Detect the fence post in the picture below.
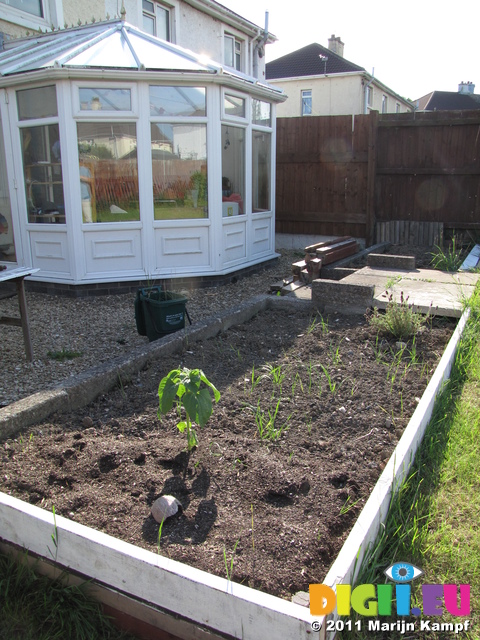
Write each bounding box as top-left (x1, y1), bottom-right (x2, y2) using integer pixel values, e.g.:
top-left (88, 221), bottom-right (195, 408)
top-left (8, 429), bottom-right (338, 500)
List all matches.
top-left (365, 110), bottom-right (378, 247)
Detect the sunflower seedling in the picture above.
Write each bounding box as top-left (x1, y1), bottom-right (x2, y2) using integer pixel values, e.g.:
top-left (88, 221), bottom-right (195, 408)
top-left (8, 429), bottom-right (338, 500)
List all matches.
top-left (158, 367), bottom-right (220, 451)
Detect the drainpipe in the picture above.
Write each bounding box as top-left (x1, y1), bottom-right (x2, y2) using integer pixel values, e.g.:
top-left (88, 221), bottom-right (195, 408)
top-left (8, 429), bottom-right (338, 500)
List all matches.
top-left (253, 11), bottom-right (269, 79)
top-left (363, 69), bottom-right (374, 114)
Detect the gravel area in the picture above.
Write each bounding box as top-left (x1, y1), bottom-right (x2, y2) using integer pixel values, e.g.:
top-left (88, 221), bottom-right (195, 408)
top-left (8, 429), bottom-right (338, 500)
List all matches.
top-left (0, 250), bottom-right (298, 408)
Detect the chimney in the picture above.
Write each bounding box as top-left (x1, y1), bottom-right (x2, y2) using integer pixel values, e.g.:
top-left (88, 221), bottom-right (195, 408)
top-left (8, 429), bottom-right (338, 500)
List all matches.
top-left (458, 81), bottom-right (475, 94)
top-left (328, 34), bottom-right (344, 57)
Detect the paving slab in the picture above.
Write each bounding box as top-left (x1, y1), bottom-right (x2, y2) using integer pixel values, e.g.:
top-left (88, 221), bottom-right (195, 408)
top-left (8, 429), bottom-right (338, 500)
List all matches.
top-left (341, 267), bottom-right (480, 317)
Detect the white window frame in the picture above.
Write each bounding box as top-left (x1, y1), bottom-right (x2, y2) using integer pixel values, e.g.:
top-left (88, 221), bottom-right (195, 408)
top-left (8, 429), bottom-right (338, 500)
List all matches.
top-left (72, 82), bottom-right (138, 119)
top-left (395, 102), bottom-right (401, 113)
top-left (224, 33), bottom-right (243, 72)
top-left (301, 89), bottom-right (312, 116)
top-left (142, 0), bottom-right (174, 42)
top-left (222, 88), bottom-right (248, 123)
top-left (0, 0), bottom-right (59, 30)
top-left (382, 94), bottom-right (388, 113)
top-left (366, 85), bottom-right (373, 108)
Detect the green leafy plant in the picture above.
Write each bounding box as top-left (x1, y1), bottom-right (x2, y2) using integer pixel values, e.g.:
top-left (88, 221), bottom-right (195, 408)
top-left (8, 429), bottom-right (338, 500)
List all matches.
top-left (368, 291), bottom-right (428, 340)
top-left (157, 367), bottom-right (220, 450)
top-left (253, 399), bottom-right (290, 441)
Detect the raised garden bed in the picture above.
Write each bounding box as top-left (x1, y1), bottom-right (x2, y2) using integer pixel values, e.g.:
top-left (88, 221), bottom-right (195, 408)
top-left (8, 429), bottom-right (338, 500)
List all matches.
top-left (0, 306), bottom-right (456, 607)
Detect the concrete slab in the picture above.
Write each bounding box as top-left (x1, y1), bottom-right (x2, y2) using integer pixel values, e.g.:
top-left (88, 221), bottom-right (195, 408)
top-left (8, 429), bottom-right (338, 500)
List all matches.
top-left (342, 267), bottom-right (480, 317)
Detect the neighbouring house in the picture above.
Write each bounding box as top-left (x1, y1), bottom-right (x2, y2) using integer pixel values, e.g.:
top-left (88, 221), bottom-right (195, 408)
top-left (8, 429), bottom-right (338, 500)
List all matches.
top-left (416, 81), bottom-right (480, 111)
top-left (265, 35), bottom-right (413, 118)
top-left (0, 1), bottom-right (285, 289)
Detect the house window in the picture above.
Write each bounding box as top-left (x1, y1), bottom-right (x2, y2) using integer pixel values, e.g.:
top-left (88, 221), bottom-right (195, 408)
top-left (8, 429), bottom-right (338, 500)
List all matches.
top-left (143, 0), bottom-right (170, 41)
top-left (151, 123), bottom-right (208, 220)
top-left (396, 102), bottom-right (401, 113)
top-left (366, 86), bottom-right (372, 107)
top-left (252, 131), bottom-right (271, 213)
top-left (0, 0), bottom-right (43, 17)
top-left (252, 99), bottom-right (271, 127)
top-left (224, 34), bottom-right (241, 71)
top-left (76, 123), bottom-right (139, 223)
top-left (301, 90), bottom-right (312, 116)
top-left (149, 86), bottom-right (206, 117)
top-left (382, 95), bottom-right (388, 113)
top-left (224, 93), bottom-right (245, 119)
top-left (149, 85), bottom-right (208, 220)
top-left (79, 88), bottom-right (132, 112)
top-left (222, 125), bottom-right (245, 217)
top-left (18, 86), bottom-right (65, 225)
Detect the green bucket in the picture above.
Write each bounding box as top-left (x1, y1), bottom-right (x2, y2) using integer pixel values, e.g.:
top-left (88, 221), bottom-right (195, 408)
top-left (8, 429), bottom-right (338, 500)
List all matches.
top-left (135, 287), bottom-right (188, 342)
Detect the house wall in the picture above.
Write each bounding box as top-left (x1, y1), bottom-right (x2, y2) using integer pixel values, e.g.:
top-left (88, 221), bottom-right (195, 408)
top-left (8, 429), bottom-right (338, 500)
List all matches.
top-left (0, 1), bottom-right (267, 79)
top-left (271, 74), bottom-right (412, 117)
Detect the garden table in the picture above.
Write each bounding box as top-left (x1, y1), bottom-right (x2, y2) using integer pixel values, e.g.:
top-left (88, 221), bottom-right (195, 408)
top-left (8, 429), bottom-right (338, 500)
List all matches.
top-left (0, 266), bottom-right (39, 362)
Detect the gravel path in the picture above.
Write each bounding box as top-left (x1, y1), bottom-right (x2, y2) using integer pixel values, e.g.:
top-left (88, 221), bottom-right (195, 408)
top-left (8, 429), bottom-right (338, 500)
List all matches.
top-left (0, 251), bottom-right (297, 407)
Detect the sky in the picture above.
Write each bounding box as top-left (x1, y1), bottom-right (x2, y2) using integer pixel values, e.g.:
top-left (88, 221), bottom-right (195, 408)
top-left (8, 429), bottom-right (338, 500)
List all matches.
top-left (220, 0), bottom-right (479, 101)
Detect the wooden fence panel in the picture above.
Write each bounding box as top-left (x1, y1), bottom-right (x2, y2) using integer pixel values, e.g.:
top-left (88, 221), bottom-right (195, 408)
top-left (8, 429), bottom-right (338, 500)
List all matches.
top-left (275, 110), bottom-right (480, 244)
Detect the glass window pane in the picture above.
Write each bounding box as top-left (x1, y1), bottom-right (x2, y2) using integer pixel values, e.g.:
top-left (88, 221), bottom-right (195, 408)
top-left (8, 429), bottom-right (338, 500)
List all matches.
top-left (224, 94), bottom-right (245, 118)
top-left (252, 131), bottom-right (271, 213)
top-left (222, 125), bottom-right (245, 216)
top-left (77, 123), bottom-right (139, 223)
top-left (0, 112), bottom-right (16, 259)
top-left (149, 86), bottom-right (206, 117)
top-left (151, 123), bottom-right (208, 220)
top-left (79, 88), bottom-right (132, 112)
top-left (156, 5), bottom-right (169, 41)
top-left (17, 86), bottom-right (57, 120)
top-left (21, 124), bottom-right (65, 224)
top-left (0, 0), bottom-right (43, 17)
top-left (252, 100), bottom-right (271, 126)
top-left (143, 0), bottom-right (154, 11)
top-left (224, 35), bottom-right (234, 68)
top-left (143, 14), bottom-right (155, 34)
top-left (302, 90), bottom-right (312, 116)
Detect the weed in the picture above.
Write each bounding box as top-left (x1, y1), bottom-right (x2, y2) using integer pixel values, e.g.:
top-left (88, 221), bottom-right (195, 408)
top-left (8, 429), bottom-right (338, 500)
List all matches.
top-left (339, 495), bottom-right (361, 515)
top-left (254, 399), bottom-right (290, 441)
top-left (47, 505), bottom-right (59, 562)
top-left (0, 551), bottom-right (129, 640)
top-left (223, 540), bottom-right (240, 581)
top-left (319, 364), bottom-right (338, 395)
top-left (157, 367), bottom-right (220, 450)
top-left (157, 517), bottom-right (165, 553)
top-left (368, 291), bottom-right (428, 340)
top-left (47, 348), bottom-right (82, 361)
top-left (429, 236), bottom-right (464, 272)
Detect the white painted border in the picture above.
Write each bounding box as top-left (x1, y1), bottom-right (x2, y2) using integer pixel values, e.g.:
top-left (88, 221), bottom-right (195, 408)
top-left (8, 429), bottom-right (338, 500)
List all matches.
top-left (0, 308), bottom-right (469, 640)
top-left (320, 307), bottom-right (470, 638)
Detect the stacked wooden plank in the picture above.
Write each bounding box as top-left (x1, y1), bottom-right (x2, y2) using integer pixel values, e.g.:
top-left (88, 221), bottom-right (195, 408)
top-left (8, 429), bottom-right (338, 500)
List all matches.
top-left (271, 237), bottom-right (359, 295)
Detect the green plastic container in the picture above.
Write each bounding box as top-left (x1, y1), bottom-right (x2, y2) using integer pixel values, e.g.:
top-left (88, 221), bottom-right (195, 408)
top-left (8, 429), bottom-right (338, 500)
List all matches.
top-left (135, 287), bottom-right (188, 342)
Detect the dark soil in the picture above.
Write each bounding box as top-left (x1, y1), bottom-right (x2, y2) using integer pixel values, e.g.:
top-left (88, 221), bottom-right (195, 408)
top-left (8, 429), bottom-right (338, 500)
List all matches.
top-left (0, 305), bottom-right (455, 602)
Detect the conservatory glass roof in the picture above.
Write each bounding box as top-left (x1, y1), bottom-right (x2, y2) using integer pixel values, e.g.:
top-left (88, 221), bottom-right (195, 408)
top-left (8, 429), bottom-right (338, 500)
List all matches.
top-left (0, 20), bottom-right (218, 76)
top-left (0, 17), bottom-right (280, 94)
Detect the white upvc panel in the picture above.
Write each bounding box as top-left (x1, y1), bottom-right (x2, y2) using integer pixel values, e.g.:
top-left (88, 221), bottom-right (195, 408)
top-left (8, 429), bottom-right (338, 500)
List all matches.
top-left (221, 218), bottom-right (246, 267)
top-left (28, 229), bottom-right (72, 277)
top-left (250, 214), bottom-right (273, 257)
top-left (153, 226), bottom-right (211, 273)
top-left (84, 229), bottom-right (143, 275)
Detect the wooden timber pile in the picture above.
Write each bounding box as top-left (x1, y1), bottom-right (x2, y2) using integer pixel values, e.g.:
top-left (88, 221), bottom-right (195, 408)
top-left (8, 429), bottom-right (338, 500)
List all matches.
top-left (272, 237), bottom-right (359, 295)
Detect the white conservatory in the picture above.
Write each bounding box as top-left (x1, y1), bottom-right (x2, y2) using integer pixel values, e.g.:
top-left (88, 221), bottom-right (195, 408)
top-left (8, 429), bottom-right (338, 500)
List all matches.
top-left (0, 18), bottom-right (284, 287)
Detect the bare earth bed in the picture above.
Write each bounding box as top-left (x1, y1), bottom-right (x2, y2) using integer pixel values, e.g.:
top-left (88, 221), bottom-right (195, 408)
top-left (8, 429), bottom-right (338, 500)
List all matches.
top-left (0, 306), bottom-right (455, 601)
